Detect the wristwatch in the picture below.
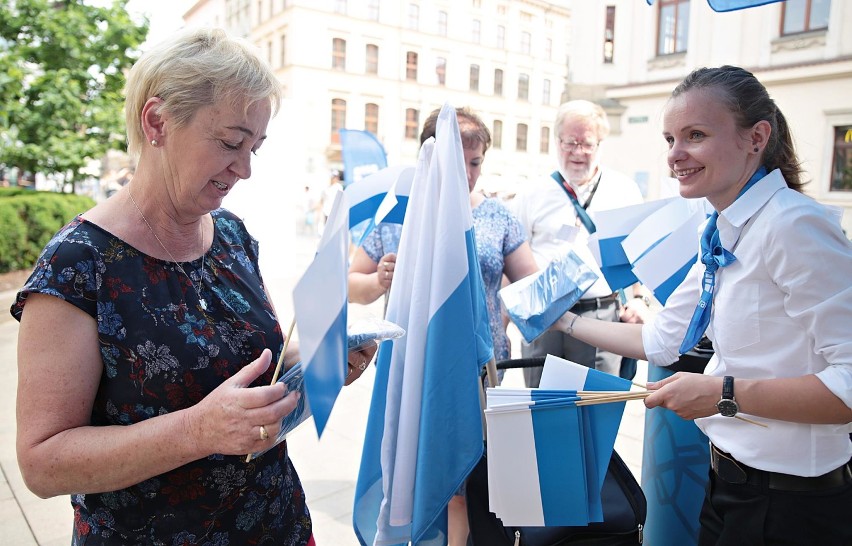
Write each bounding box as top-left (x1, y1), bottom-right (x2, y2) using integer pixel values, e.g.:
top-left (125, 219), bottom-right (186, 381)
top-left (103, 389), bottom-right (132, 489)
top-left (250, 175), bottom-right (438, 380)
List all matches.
top-left (716, 376), bottom-right (739, 417)
top-left (634, 294), bottom-right (651, 307)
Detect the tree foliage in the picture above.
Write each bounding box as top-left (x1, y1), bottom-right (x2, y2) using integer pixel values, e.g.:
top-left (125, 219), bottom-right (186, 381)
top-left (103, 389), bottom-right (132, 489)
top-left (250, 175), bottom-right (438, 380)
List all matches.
top-left (0, 0), bottom-right (148, 190)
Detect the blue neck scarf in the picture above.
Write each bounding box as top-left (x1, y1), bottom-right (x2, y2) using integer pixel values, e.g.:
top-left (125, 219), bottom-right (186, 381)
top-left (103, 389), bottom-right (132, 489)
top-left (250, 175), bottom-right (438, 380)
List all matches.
top-left (679, 166), bottom-right (767, 354)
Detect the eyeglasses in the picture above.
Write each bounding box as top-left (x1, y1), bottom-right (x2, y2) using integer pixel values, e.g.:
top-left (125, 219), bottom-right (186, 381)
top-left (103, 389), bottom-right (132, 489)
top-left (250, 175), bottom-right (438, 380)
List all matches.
top-left (558, 138), bottom-right (599, 154)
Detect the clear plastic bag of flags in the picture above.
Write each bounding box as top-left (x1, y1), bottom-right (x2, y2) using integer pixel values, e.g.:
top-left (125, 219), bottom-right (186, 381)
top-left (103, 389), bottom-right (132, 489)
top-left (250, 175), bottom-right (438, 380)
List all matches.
top-left (499, 250), bottom-right (598, 344)
top-left (248, 317), bottom-right (404, 459)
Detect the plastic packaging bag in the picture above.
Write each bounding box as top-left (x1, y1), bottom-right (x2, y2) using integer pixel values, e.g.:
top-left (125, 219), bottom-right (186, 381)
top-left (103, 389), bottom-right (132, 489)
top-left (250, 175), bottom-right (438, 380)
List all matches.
top-left (347, 316), bottom-right (405, 352)
top-left (499, 250), bottom-right (598, 343)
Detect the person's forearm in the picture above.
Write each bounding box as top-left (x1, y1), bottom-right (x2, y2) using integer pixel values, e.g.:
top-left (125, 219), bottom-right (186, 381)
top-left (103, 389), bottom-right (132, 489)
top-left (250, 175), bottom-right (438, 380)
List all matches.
top-left (556, 312), bottom-right (647, 360)
top-left (348, 272), bottom-right (386, 304)
top-left (18, 409), bottom-right (206, 498)
top-left (737, 375), bottom-right (852, 424)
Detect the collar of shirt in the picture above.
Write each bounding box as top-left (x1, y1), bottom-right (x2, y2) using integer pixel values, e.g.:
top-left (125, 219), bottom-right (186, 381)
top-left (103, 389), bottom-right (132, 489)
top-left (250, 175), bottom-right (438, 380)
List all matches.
top-left (717, 168), bottom-right (786, 250)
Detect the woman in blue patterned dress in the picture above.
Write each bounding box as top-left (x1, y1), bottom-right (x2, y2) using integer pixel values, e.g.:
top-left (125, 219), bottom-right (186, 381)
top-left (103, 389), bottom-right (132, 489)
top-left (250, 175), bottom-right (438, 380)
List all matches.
top-left (348, 107), bottom-right (539, 546)
top-left (11, 28), bottom-right (375, 546)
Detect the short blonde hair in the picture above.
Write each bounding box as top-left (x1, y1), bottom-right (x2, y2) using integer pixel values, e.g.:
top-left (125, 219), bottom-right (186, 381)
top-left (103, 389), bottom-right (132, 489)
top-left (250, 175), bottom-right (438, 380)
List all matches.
top-left (554, 100), bottom-right (610, 142)
top-left (124, 27), bottom-right (282, 158)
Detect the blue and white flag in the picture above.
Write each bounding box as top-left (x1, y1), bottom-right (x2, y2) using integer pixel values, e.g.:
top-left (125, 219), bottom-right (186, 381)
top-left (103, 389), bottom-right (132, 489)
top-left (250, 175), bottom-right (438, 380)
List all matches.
top-left (484, 393), bottom-right (590, 526)
top-left (344, 164), bottom-right (415, 245)
top-left (292, 190), bottom-right (349, 437)
top-left (646, 0), bottom-right (784, 12)
top-left (539, 355), bottom-right (631, 518)
top-left (353, 104), bottom-right (493, 546)
top-left (340, 128), bottom-right (388, 187)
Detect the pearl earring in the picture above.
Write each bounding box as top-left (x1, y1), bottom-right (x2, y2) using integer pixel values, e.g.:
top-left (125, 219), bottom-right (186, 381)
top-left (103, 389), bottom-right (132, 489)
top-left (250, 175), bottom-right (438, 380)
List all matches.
top-left (151, 139), bottom-right (158, 146)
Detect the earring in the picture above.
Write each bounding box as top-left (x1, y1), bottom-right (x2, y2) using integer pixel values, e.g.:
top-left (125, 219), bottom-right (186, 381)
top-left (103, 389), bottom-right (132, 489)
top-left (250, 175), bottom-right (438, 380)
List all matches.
top-left (151, 139), bottom-right (158, 146)
top-left (753, 146), bottom-right (759, 153)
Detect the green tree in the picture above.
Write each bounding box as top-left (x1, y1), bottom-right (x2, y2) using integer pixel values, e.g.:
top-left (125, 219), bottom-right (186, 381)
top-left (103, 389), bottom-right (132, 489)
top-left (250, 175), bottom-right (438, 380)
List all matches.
top-left (0, 0), bottom-right (148, 192)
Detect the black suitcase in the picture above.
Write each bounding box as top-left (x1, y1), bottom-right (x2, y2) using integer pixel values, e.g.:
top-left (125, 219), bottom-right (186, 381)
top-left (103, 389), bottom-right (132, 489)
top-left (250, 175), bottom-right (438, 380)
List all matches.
top-left (468, 358), bottom-right (647, 545)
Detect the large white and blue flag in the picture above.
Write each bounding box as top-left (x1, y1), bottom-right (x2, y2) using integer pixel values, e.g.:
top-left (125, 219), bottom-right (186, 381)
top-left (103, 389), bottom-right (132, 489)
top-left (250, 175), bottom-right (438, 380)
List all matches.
top-left (344, 165), bottom-right (415, 246)
top-left (292, 190), bottom-right (349, 437)
top-left (646, 0), bottom-right (784, 12)
top-left (353, 104), bottom-right (493, 546)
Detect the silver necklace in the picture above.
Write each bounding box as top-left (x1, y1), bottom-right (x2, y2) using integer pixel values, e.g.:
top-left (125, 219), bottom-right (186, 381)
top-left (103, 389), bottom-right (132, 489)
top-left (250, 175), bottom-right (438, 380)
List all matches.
top-left (128, 189), bottom-right (209, 311)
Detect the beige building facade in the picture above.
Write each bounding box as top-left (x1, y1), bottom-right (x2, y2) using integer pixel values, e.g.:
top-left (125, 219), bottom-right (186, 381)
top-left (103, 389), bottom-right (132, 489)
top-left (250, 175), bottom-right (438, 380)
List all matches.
top-left (184, 0), bottom-right (572, 194)
top-left (565, 0), bottom-right (852, 234)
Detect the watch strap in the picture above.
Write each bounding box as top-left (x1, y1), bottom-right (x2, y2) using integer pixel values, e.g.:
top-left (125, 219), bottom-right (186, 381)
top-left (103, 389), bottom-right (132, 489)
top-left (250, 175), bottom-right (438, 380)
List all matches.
top-left (722, 376), bottom-right (734, 400)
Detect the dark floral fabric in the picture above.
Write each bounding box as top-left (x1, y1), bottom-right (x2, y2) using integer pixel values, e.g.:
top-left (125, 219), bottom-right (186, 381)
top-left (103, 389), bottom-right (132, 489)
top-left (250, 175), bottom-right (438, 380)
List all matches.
top-left (11, 210), bottom-right (311, 546)
top-left (361, 198), bottom-right (525, 360)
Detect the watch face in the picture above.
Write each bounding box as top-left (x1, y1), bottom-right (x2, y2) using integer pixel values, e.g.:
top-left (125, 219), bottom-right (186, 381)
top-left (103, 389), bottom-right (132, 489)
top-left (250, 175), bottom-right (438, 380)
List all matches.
top-left (717, 398), bottom-right (739, 417)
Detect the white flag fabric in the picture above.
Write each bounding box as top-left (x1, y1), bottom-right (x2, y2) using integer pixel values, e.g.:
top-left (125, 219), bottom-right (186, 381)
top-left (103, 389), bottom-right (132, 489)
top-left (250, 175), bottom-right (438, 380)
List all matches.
top-left (353, 104), bottom-right (493, 546)
top-left (292, 190), bottom-right (349, 437)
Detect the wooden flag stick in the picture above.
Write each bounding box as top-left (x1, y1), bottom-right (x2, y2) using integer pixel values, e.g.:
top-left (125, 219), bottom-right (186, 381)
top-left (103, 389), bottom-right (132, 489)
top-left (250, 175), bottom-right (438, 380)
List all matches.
top-left (735, 415), bottom-right (769, 428)
top-left (575, 392), bottom-right (652, 406)
top-left (247, 317), bottom-right (297, 463)
top-left (270, 318), bottom-right (296, 385)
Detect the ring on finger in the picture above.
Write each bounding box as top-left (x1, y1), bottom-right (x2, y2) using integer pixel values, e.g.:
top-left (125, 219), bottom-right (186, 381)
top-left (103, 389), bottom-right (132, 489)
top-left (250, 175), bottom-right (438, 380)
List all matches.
top-left (358, 358), bottom-right (368, 371)
top-left (259, 425), bottom-right (269, 441)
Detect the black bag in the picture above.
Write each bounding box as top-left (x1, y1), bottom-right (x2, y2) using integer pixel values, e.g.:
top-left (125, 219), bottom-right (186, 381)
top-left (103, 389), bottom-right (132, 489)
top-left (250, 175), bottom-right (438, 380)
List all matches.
top-left (471, 358), bottom-right (646, 545)
top-left (466, 450), bottom-right (646, 546)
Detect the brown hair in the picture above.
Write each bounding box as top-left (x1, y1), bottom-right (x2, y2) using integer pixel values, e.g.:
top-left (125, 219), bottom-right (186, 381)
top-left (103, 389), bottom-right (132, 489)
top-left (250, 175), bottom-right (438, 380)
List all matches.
top-left (419, 107), bottom-right (491, 153)
top-left (671, 65), bottom-right (804, 192)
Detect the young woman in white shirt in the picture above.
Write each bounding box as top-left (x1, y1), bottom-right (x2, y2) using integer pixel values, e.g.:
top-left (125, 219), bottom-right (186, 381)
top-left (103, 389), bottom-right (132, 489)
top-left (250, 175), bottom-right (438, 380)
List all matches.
top-left (554, 65), bottom-right (851, 545)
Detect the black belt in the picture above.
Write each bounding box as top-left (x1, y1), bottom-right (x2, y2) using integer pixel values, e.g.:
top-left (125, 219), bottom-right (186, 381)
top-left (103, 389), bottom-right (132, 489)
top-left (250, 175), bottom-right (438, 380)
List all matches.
top-left (710, 443), bottom-right (851, 492)
top-left (571, 294), bottom-right (618, 313)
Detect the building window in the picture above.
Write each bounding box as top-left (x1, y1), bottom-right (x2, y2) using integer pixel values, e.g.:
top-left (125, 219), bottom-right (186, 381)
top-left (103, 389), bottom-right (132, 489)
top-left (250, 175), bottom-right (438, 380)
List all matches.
top-left (494, 68), bottom-right (503, 96)
top-left (331, 98), bottom-right (346, 143)
top-left (365, 103), bottom-right (379, 135)
top-left (436, 57), bottom-right (447, 86)
top-left (469, 64), bottom-right (480, 92)
top-left (406, 51), bottom-right (418, 81)
top-left (366, 44), bottom-right (379, 74)
top-left (542, 78), bottom-right (551, 105)
top-left (279, 34), bottom-right (286, 68)
top-left (496, 25), bottom-right (505, 49)
top-left (493, 120), bottom-right (503, 149)
top-left (408, 4), bottom-right (419, 30)
top-left (438, 11), bottom-right (448, 36)
top-left (472, 19), bottom-right (481, 43)
top-left (520, 31), bottom-right (531, 55)
top-left (781, 0), bottom-right (830, 35)
top-left (545, 37), bottom-right (553, 61)
top-left (516, 123), bottom-right (528, 152)
top-left (332, 38), bottom-right (346, 70)
top-left (472, 0), bottom-right (481, 7)
top-left (367, 0), bottom-right (380, 21)
top-left (334, 0), bottom-right (347, 14)
top-left (405, 108), bottom-right (419, 139)
top-left (604, 5), bottom-right (616, 63)
top-left (657, 0), bottom-right (689, 55)
top-left (540, 126), bottom-right (550, 154)
top-left (518, 73), bottom-right (529, 101)
top-left (831, 124), bottom-right (852, 191)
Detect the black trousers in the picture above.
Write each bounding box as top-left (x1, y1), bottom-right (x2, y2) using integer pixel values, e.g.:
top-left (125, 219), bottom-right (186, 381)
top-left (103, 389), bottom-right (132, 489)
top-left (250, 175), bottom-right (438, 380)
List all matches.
top-left (698, 466), bottom-right (852, 545)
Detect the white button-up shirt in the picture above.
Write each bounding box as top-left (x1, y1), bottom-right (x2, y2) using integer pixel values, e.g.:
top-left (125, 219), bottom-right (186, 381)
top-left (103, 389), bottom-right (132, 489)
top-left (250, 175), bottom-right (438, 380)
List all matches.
top-left (643, 169), bottom-right (852, 476)
top-left (510, 167), bottom-right (643, 299)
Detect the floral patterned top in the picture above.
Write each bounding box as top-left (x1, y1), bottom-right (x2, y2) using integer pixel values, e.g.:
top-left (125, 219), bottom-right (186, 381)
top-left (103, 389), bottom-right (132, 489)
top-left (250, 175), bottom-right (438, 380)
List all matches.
top-left (11, 210), bottom-right (311, 546)
top-left (362, 198), bottom-right (526, 361)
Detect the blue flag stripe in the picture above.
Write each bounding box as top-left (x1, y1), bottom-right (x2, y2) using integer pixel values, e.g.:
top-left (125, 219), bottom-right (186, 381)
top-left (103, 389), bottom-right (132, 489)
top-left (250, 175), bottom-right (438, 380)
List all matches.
top-left (302, 304), bottom-right (347, 436)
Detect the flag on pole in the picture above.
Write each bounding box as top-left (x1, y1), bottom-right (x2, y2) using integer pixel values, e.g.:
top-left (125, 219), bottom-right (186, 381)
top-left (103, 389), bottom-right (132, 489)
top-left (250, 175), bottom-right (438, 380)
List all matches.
top-left (292, 190), bottom-right (349, 437)
top-left (344, 165), bottom-right (415, 249)
top-left (340, 128), bottom-right (388, 187)
top-left (353, 103), bottom-right (494, 546)
top-left (645, 0), bottom-right (784, 12)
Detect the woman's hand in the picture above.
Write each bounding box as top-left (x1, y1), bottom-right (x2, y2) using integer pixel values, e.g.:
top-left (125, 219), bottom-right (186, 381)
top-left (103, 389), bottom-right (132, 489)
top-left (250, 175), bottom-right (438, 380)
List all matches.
top-left (376, 252), bottom-right (397, 290)
top-left (345, 342), bottom-right (379, 385)
top-left (187, 349), bottom-right (301, 455)
top-left (644, 372), bottom-right (722, 420)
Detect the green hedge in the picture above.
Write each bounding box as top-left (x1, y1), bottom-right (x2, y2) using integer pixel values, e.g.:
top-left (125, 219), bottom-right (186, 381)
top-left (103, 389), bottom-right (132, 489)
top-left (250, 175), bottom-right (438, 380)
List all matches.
top-left (0, 188), bottom-right (96, 273)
